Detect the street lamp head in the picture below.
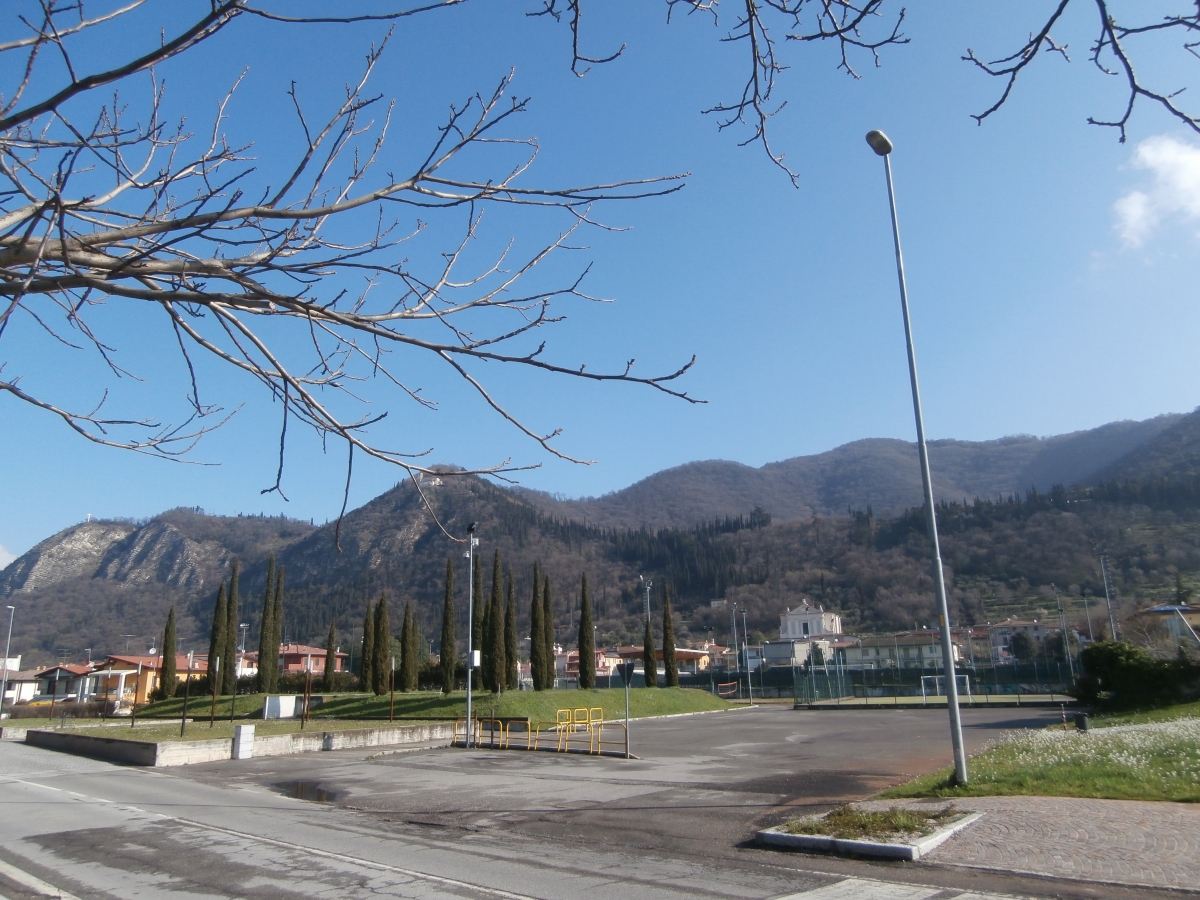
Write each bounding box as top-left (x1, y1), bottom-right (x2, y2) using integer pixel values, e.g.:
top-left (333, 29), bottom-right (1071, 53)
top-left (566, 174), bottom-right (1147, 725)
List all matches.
top-left (865, 130), bottom-right (893, 156)
top-left (467, 521), bottom-right (477, 534)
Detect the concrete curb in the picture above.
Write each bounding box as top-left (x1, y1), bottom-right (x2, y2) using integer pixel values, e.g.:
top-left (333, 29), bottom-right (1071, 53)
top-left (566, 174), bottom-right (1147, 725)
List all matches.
top-left (757, 812), bottom-right (983, 861)
top-left (25, 721), bottom-right (455, 767)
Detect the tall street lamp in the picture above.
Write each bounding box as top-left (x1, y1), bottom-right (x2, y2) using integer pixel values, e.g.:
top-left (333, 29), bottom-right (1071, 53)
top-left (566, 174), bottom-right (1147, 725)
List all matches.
top-left (464, 523), bottom-right (479, 748)
top-left (866, 129), bottom-right (968, 784)
top-left (0, 605), bottom-right (14, 717)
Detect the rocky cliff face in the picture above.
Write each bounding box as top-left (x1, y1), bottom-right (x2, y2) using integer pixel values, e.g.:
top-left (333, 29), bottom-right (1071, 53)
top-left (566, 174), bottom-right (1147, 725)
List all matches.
top-left (95, 520), bottom-right (228, 592)
top-left (0, 521), bottom-right (135, 595)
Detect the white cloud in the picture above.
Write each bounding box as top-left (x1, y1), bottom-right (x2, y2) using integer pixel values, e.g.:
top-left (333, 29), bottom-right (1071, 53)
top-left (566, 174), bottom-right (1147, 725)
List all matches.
top-left (1115, 135), bottom-right (1200, 247)
top-left (0, 544), bottom-right (15, 569)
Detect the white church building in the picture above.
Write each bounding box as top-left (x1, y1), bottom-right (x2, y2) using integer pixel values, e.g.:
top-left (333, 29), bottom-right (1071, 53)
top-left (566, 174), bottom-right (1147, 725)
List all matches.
top-left (779, 600), bottom-right (842, 640)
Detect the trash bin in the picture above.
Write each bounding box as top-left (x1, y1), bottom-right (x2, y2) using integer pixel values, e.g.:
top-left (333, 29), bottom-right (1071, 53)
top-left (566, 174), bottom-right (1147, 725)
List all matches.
top-left (1075, 713), bottom-right (1090, 732)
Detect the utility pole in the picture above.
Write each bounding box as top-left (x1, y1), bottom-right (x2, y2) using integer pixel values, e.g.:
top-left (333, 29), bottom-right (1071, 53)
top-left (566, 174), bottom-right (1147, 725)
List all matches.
top-left (742, 607), bottom-right (753, 705)
top-left (1053, 584), bottom-right (1076, 682)
top-left (1100, 552), bottom-right (1119, 640)
top-left (0, 606), bottom-right (14, 718)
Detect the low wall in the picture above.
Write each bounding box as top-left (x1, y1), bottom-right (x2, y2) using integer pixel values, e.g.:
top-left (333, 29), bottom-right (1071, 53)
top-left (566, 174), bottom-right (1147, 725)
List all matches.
top-left (25, 721), bottom-right (455, 767)
top-left (26, 729), bottom-right (160, 765)
top-left (0, 726), bottom-right (28, 741)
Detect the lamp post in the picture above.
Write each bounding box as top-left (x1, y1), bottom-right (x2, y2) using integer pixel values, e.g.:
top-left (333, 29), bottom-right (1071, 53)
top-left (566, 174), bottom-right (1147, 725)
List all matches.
top-left (866, 129), bottom-right (968, 784)
top-left (0, 606), bottom-right (14, 718)
top-left (465, 522), bottom-right (478, 748)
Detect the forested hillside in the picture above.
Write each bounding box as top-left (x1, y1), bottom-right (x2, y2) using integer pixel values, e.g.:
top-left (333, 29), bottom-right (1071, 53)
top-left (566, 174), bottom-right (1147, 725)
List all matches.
top-left (5, 410), bottom-right (1200, 667)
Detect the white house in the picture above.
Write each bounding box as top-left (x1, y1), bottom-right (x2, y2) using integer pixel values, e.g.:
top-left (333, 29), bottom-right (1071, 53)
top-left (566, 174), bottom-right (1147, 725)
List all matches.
top-left (779, 601), bottom-right (842, 640)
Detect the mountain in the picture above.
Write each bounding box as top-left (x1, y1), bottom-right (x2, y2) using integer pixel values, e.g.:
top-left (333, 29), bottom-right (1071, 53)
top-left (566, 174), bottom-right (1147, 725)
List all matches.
top-left (525, 414), bottom-right (1184, 529)
top-left (4, 410), bottom-right (1199, 668)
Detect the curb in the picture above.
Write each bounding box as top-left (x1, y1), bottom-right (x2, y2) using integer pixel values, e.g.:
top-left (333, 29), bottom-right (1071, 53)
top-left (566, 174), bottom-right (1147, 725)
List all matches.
top-left (757, 812), bottom-right (983, 861)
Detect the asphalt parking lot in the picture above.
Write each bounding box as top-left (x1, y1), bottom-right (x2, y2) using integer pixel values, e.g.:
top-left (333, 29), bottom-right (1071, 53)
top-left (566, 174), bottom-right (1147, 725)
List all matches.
top-left (181, 704), bottom-right (1062, 859)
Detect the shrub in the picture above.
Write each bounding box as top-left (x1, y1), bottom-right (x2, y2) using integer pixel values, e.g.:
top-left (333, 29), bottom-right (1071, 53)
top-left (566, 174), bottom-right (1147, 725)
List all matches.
top-left (1076, 641), bottom-right (1200, 707)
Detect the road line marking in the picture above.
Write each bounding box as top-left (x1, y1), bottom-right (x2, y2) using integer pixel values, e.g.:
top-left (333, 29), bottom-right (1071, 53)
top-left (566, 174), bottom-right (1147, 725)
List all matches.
top-left (10, 775), bottom-right (539, 900)
top-left (170, 817), bottom-right (540, 900)
top-left (0, 858), bottom-right (83, 900)
top-left (773, 879), bottom-right (944, 900)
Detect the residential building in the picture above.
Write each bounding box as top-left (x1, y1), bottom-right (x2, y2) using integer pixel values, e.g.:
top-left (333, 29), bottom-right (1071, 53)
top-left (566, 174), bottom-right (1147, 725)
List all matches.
top-left (276, 644), bottom-right (348, 674)
top-left (34, 664), bottom-right (97, 701)
top-left (988, 619), bottom-right (1057, 663)
top-left (841, 631), bottom-right (961, 670)
top-left (615, 646), bottom-right (712, 675)
top-left (2, 670), bottom-right (41, 706)
top-left (762, 639), bottom-right (832, 668)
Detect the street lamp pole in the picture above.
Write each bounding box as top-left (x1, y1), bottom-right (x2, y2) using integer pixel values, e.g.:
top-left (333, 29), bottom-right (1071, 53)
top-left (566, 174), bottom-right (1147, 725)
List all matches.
top-left (0, 606), bottom-right (14, 717)
top-left (465, 523), bottom-right (478, 748)
top-left (866, 129), bottom-right (968, 784)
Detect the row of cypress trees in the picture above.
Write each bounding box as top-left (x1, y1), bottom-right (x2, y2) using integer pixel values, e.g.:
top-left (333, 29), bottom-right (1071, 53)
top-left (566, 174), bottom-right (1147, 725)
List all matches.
top-left (256, 555), bottom-right (284, 693)
top-left (359, 594), bottom-right (421, 695)
top-left (206, 561), bottom-right (245, 695)
top-left (639, 585), bottom-right (680, 688)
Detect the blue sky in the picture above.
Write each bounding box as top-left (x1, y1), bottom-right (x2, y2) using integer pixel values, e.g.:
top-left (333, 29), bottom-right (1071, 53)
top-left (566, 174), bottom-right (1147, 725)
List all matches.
top-left (3, 1), bottom-right (1200, 563)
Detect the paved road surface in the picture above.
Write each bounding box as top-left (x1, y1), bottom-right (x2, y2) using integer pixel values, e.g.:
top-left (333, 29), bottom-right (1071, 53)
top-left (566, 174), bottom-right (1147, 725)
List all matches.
top-left (0, 706), bottom-right (1170, 900)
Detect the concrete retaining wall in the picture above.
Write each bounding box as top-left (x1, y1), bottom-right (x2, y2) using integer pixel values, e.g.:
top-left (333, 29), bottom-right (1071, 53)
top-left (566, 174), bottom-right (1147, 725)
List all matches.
top-left (24, 721), bottom-right (455, 767)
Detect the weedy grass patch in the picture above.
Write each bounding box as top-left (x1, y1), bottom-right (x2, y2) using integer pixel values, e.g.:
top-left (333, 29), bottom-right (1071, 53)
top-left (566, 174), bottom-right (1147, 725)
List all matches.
top-left (882, 718), bottom-right (1200, 802)
top-left (784, 805), bottom-right (959, 840)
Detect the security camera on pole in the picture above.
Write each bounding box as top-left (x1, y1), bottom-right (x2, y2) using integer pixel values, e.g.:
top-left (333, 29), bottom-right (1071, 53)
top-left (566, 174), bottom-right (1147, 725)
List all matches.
top-left (865, 129), bottom-right (968, 784)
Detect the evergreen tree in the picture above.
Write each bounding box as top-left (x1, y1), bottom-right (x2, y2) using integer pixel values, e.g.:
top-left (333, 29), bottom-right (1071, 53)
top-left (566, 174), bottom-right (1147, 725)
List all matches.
top-left (504, 571), bottom-right (518, 690)
top-left (322, 622), bottom-right (337, 692)
top-left (642, 615), bottom-right (657, 688)
top-left (267, 565), bottom-right (284, 692)
top-left (529, 562), bottom-right (545, 691)
top-left (403, 602), bottom-right (420, 692)
top-left (160, 606), bottom-right (177, 700)
top-left (398, 601), bottom-right (412, 692)
top-left (256, 555), bottom-right (276, 693)
top-left (542, 575), bottom-right (556, 689)
top-left (662, 585), bottom-right (679, 687)
top-left (361, 599), bottom-right (376, 693)
top-left (221, 560), bottom-right (240, 694)
top-left (471, 551), bottom-right (484, 690)
top-left (372, 593), bottom-right (391, 695)
top-left (485, 550), bottom-right (505, 693)
top-left (577, 573), bottom-right (595, 689)
top-left (440, 558), bottom-right (456, 694)
top-left (207, 583), bottom-right (227, 689)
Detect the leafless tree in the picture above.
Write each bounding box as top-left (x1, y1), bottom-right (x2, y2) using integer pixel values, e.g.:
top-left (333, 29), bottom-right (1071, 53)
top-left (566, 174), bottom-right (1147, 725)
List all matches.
top-left (0, 1), bottom-right (697, 532)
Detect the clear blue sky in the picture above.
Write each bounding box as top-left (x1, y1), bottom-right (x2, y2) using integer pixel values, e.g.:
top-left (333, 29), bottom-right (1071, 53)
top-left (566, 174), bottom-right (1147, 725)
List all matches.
top-left (4, 2), bottom-right (1200, 563)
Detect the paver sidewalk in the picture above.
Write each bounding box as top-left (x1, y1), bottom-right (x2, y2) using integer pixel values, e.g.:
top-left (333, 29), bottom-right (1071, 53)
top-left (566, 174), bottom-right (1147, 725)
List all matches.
top-left (854, 795), bottom-right (1200, 892)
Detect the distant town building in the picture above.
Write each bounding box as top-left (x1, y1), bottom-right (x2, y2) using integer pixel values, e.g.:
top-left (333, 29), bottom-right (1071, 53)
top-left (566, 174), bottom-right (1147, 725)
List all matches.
top-left (779, 600), bottom-right (842, 639)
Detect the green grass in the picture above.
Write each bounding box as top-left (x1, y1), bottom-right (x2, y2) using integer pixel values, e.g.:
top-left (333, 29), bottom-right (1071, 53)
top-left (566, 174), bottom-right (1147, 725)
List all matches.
top-left (312, 687), bottom-right (729, 722)
top-left (881, 717), bottom-right (1200, 803)
top-left (1091, 699), bottom-right (1200, 727)
top-left (784, 805), bottom-right (959, 840)
top-left (44, 718), bottom-right (411, 743)
top-left (139, 694), bottom-right (268, 719)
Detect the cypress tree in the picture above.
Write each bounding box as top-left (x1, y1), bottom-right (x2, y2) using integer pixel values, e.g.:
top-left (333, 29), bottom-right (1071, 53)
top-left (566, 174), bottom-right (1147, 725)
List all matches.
top-left (486, 550), bottom-right (505, 693)
top-left (440, 558), bottom-right (456, 694)
top-left (642, 615), bottom-right (657, 688)
top-left (222, 560), bottom-right (240, 695)
top-left (398, 601), bottom-right (412, 692)
top-left (207, 583), bottom-right (227, 691)
top-left (160, 606), bottom-right (177, 700)
top-left (372, 594), bottom-right (391, 696)
top-left (361, 599), bottom-right (376, 693)
top-left (662, 585), bottom-right (679, 687)
top-left (267, 565), bottom-right (284, 692)
top-left (529, 562), bottom-right (544, 691)
top-left (256, 555), bottom-right (276, 693)
top-left (542, 575), bottom-right (556, 689)
top-left (322, 622), bottom-right (337, 692)
top-left (504, 571), bottom-right (518, 691)
top-left (403, 602), bottom-right (419, 692)
top-left (577, 574), bottom-right (595, 690)
top-left (471, 551), bottom-right (484, 690)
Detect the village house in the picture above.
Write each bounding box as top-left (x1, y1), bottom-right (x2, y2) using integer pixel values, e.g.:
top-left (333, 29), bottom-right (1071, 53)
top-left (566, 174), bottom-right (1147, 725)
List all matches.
top-left (841, 631), bottom-right (962, 670)
top-left (90, 654), bottom-right (204, 705)
top-left (988, 619), bottom-right (1058, 662)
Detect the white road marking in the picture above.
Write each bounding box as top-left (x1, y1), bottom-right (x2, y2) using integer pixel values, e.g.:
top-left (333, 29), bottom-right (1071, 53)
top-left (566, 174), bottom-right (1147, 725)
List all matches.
top-left (0, 858), bottom-right (83, 900)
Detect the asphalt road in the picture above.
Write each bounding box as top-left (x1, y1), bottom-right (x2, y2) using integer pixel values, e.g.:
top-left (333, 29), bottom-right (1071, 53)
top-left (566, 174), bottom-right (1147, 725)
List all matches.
top-left (0, 705), bottom-right (1167, 900)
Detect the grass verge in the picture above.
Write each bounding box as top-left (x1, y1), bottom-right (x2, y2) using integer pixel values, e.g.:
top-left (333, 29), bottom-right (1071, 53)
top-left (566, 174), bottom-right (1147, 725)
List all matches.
top-left (1091, 698), bottom-right (1200, 727)
top-left (881, 717), bottom-right (1200, 802)
top-left (138, 687), bottom-right (729, 724)
top-left (784, 805), bottom-right (959, 840)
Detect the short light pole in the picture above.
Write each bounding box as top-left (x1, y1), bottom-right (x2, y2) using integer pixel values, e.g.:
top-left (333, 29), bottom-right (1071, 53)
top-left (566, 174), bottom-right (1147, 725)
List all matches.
top-left (741, 607), bottom-right (753, 705)
top-left (866, 129), bottom-right (968, 784)
top-left (465, 522), bottom-right (478, 748)
top-left (1053, 584), bottom-right (1076, 682)
top-left (0, 605), bottom-right (15, 718)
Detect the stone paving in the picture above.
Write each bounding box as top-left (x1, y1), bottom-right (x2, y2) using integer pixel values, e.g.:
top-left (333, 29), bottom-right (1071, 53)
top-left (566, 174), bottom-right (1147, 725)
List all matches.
top-left (854, 795), bottom-right (1200, 892)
